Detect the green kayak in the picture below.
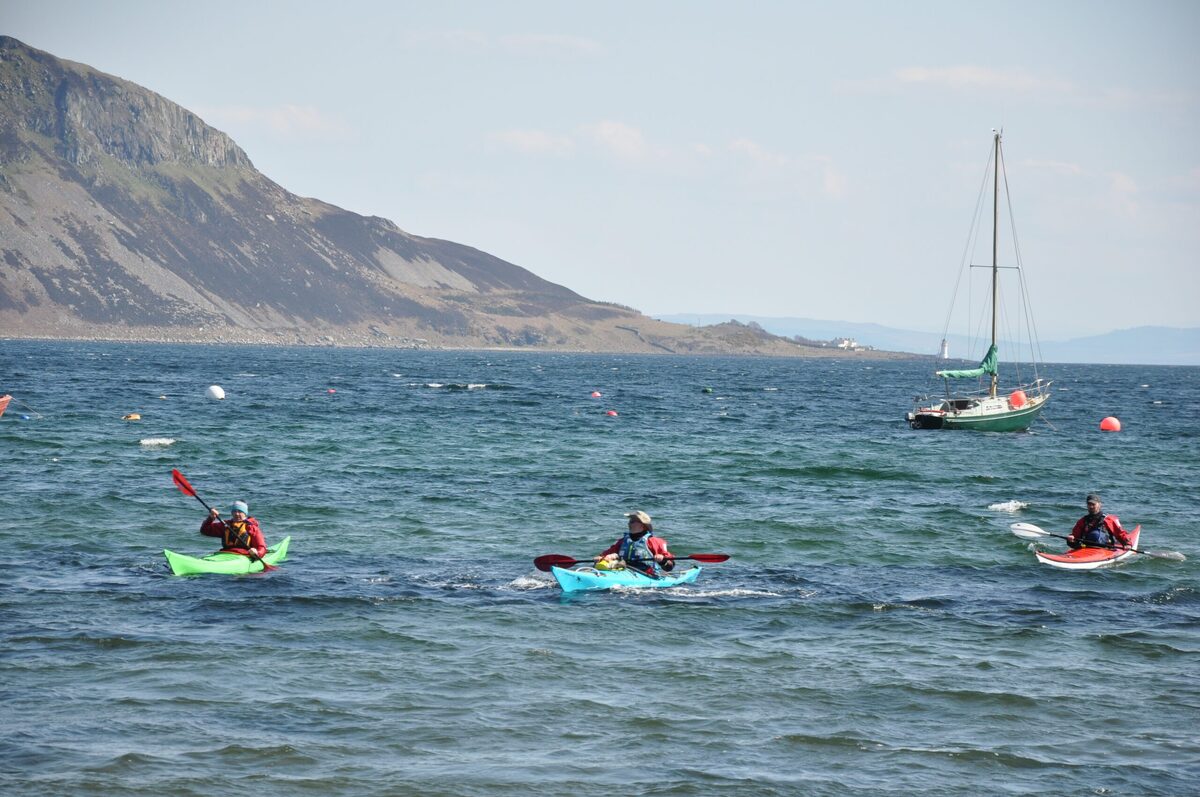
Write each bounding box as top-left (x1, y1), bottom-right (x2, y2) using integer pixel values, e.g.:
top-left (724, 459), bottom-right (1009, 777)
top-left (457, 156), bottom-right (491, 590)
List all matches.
top-left (164, 536), bottom-right (291, 576)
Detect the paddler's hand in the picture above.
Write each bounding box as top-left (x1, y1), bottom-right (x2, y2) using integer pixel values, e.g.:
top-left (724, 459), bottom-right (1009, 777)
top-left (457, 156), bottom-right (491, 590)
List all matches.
top-left (208, 508), bottom-right (220, 519)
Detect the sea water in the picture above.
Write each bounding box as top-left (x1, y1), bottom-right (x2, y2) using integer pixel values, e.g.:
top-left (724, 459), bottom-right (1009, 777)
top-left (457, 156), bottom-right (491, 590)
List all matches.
top-left (1, 340), bottom-right (1196, 796)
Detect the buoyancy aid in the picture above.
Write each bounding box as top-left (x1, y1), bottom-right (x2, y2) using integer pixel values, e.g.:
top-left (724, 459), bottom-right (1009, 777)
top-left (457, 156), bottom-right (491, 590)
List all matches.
top-left (221, 518), bottom-right (255, 550)
top-left (619, 531), bottom-right (657, 573)
top-left (1080, 513), bottom-right (1115, 546)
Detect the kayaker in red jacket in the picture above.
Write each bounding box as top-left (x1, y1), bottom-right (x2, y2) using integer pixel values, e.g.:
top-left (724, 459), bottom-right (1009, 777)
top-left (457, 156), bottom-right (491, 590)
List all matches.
top-left (594, 510), bottom-right (675, 575)
top-left (201, 500), bottom-right (267, 558)
top-left (1066, 494), bottom-right (1131, 549)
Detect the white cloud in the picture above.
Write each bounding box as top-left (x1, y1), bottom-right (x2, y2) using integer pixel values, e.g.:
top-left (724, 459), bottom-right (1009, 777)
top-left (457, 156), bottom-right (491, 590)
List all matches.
top-left (728, 138), bottom-right (848, 198)
top-left (490, 129), bottom-right (575, 156)
top-left (1107, 171), bottom-right (1140, 217)
top-left (487, 124), bottom-right (848, 198)
top-left (1092, 86), bottom-right (1195, 109)
top-left (729, 138), bottom-right (790, 168)
top-left (848, 65), bottom-right (1193, 110)
top-left (196, 104), bottom-right (352, 139)
top-left (1162, 167), bottom-right (1200, 195)
top-left (581, 120), bottom-right (648, 161)
top-left (498, 34), bottom-right (604, 57)
top-left (1023, 159), bottom-right (1085, 176)
top-left (817, 157), bottom-right (849, 199)
top-left (894, 65), bottom-right (1074, 94)
top-left (405, 29), bottom-right (603, 57)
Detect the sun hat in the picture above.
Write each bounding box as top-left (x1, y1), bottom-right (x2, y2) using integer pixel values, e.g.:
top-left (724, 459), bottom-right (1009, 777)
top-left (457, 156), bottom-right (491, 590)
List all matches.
top-left (625, 510), bottom-right (652, 526)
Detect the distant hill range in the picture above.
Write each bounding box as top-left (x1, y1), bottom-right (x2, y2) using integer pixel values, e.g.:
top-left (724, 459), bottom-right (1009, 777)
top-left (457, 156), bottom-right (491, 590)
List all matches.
top-left (0, 36), bottom-right (861, 357)
top-left (656, 314), bottom-right (1200, 366)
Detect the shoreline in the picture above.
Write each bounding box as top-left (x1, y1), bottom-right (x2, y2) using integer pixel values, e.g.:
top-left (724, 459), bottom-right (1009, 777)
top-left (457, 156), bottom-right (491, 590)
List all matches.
top-left (0, 331), bottom-right (930, 360)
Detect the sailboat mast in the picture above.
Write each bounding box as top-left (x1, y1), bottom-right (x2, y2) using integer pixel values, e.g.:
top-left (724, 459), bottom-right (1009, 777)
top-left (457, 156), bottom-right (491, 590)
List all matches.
top-left (990, 130), bottom-right (1000, 398)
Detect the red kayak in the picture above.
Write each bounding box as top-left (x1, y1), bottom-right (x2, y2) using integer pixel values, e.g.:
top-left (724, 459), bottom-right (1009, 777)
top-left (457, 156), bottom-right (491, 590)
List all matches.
top-left (1035, 526), bottom-right (1141, 570)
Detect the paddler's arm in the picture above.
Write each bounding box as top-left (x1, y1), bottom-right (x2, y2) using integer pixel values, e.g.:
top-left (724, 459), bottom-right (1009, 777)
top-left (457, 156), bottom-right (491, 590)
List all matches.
top-left (244, 518), bottom-right (267, 558)
top-left (200, 509), bottom-right (225, 538)
top-left (650, 537), bottom-right (675, 570)
top-left (594, 540), bottom-right (621, 562)
top-left (1108, 516), bottom-right (1132, 547)
top-left (1065, 517), bottom-right (1086, 548)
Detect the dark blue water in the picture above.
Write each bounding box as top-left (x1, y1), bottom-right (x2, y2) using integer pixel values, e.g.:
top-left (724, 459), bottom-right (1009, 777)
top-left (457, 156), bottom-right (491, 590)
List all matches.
top-left (1, 341), bottom-right (1197, 796)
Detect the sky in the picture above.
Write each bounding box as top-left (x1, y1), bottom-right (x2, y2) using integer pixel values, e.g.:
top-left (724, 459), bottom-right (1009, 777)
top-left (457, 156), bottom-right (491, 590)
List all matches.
top-left (3, 0), bottom-right (1199, 340)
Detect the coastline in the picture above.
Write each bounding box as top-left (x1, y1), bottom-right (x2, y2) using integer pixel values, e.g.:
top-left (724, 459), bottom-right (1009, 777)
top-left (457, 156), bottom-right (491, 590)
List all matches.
top-left (0, 327), bottom-right (927, 360)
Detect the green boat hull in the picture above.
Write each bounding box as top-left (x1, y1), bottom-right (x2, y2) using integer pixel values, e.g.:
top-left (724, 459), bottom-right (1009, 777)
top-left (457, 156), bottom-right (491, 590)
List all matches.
top-left (910, 391), bottom-right (1049, 432)
top-left (164, 536), bottom-right (291, 575)
top-left (940, 402), bottom-right (1046, 432)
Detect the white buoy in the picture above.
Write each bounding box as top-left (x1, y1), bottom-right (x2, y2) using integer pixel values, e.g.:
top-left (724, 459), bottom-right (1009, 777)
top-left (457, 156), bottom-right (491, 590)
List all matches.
top-left (206, 385), bottom-right (226, 401)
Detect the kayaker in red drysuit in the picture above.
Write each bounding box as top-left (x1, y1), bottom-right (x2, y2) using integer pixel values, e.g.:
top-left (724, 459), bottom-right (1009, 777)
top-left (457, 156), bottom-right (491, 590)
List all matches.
top-left (200, 500), bottom-right (267, 559)
top-left (1066, 494), bottom-right (1131, 550)
top-left (594, 510), bottom-right (675, 575)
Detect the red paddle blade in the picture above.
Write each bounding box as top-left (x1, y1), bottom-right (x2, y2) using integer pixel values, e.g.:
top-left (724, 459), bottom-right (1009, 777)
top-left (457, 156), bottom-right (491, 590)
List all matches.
top-left (684, 553), bottom-right (729, 563)
top-left (171, 469), bottom-right (197, 496)
top-left (533, 554), bottom-right (580, 572)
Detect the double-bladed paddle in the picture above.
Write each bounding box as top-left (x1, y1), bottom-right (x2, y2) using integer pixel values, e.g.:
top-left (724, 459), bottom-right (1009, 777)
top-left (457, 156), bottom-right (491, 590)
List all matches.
top-left (533, 552), bottom-right (729, 572)
top-left (1009, 522), bottom-right (1184, 561)
top-left (171, 469), bottom-right (276, 571)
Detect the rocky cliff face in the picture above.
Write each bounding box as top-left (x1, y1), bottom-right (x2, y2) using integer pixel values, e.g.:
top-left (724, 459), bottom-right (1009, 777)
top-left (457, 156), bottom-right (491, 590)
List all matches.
top-left (0, 36), bottom-right (827, 355)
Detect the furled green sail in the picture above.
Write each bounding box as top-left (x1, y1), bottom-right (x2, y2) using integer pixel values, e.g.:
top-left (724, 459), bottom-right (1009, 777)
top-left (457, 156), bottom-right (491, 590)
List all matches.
top-left (936, 344), bottom-right (998, 379)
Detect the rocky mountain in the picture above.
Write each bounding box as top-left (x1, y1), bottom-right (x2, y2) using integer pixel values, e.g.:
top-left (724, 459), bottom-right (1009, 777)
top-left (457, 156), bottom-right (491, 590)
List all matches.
top-left (0, 36), bottom-right (846, 356)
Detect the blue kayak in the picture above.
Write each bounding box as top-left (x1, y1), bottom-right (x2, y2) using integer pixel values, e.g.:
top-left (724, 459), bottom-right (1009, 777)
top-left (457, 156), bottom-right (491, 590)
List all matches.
top-left (550, 564), bottom-right (701, 593)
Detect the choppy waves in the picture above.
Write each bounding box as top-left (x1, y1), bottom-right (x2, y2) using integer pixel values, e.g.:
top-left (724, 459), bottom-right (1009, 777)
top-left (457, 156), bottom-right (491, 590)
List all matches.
top-left (1, 343), bottom-right (1195, 797)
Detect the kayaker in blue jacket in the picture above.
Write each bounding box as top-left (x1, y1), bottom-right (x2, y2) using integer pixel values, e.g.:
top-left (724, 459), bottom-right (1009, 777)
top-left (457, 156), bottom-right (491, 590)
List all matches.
top-left (1066, 493), bottom-right (1131, 550)
top-left (594, 510), bottom-right (675, 575)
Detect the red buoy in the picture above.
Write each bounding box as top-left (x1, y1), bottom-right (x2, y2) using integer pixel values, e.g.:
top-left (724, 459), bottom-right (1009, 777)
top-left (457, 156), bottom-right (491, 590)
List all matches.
top-left (606, 409), bottom-right (618, 417)
top-left (1008, 390), bottom-right (1027, 409)
top-left (1100, 416), bottom-right (1121, 432)
top-left (327, 389), bottom-right (337, 394)
top-left (591, 391), bottom-right (602, 398)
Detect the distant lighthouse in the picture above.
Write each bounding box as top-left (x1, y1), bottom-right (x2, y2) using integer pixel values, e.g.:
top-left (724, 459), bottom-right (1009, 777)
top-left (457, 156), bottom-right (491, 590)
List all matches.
top-left (939, 339), bottom-right (949, 359)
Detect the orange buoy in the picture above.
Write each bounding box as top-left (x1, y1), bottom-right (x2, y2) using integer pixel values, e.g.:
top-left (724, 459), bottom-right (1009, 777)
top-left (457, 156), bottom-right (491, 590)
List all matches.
top-left (1008, 390), bottom-right (1027, 409)
top-left (606, 410), bottom-right (618, 417)
top-left (591, 391), bottom-right (602, 398)
top-left (1100, 416), bottom-right (1121, 432)
top-left (122, 413), bottom-right (141, 421)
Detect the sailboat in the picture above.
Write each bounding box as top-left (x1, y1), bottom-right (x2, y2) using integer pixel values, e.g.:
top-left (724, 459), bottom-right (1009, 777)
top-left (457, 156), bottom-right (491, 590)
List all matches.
top-left (907, 131), bottom-right (1050, 431)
